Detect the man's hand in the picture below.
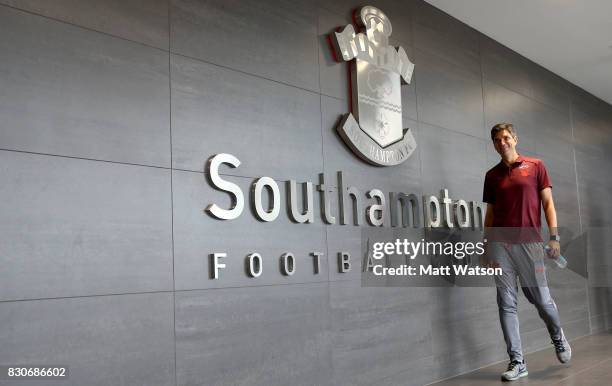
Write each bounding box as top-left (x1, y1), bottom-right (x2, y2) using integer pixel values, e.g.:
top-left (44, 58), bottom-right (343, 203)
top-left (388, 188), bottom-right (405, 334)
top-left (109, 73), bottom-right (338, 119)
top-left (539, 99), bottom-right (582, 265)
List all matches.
top-left (480, 255), bottom-right (500, 269)
top-left (540, 188), bottom-right (561, 259)
top-left (546, 240), bottom-right (561, 258)
top-left (480, 243), bottom-right (500, 269)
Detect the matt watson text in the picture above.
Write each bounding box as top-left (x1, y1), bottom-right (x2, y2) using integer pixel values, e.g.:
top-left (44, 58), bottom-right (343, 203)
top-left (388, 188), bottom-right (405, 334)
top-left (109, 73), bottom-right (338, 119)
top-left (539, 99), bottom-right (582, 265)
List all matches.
top-left (372, 264), bottom-right (502, 277)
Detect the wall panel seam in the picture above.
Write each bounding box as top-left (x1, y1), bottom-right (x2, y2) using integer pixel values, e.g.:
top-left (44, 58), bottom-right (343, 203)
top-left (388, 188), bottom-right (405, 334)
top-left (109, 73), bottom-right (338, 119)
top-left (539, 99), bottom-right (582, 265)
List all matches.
top-left (0, 148), bottom-right (171, 170)
top-left (168, 0), bottom-right (178, 385)
top-left (0, 3), bottom-right (168, 52)
top-left (0, 290), bottom-right (175, 304)
top-left (170, 51), bottom-right (320, 96)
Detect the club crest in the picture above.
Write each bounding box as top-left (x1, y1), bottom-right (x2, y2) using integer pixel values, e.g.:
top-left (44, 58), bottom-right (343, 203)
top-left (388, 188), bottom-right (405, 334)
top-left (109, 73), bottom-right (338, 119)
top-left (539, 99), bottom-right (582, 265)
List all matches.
top-left (330, 6), bottom-right (416, 166)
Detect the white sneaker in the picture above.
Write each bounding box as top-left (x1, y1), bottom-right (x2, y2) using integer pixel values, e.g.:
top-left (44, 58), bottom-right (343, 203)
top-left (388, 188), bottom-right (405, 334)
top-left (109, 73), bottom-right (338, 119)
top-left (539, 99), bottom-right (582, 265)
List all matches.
top-left (501, 360), bottom-right (528, 381)
top-left (552, 329), bottom-right (572, 363)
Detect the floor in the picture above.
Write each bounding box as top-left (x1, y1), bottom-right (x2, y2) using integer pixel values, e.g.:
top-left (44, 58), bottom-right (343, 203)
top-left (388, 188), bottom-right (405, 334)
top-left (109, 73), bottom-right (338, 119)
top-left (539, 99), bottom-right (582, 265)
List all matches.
top-left (430, 331), bottom-right (612, 385)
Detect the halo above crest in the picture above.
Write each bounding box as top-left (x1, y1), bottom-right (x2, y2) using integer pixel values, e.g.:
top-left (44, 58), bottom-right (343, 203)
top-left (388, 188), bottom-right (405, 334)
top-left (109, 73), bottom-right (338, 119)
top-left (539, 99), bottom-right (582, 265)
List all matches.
top-left (360, 6), bottom-right (392, 36)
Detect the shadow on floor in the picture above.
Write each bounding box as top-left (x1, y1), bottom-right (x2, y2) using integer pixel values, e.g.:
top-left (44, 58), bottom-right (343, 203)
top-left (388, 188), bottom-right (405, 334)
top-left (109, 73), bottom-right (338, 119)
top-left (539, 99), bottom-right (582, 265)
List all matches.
top-left (428, 330), bottom-right (612, 385)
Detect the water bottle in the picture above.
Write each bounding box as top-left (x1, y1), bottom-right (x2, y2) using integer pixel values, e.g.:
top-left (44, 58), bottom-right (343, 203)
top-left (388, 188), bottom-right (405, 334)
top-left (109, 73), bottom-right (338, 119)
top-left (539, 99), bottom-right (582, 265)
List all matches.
top-left (544, 245), bottom-right (567, 268)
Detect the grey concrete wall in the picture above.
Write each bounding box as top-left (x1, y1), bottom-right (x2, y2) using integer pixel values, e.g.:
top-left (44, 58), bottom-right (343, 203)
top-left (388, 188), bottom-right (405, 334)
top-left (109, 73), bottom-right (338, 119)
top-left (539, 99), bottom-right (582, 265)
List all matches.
top-left (0, 1), bottom-right (611, 385)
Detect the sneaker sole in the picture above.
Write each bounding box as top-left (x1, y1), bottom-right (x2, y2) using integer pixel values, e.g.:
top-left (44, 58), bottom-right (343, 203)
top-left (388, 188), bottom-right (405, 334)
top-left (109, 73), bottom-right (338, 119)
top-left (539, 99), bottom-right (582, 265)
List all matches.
top-left (558, 351), bottom-right (572, 363)
top-left (557, 341), bottom-right (572, 363)
top-left (502, 370), bottom-right (528, 381)
top-left (556, 330), bottom-right (572, 364)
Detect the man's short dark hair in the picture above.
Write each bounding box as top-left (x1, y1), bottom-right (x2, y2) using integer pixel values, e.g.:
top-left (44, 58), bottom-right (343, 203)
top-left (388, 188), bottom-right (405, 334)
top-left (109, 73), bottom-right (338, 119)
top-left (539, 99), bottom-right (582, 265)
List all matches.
top-left (490, 123), bottom-right (517, 141)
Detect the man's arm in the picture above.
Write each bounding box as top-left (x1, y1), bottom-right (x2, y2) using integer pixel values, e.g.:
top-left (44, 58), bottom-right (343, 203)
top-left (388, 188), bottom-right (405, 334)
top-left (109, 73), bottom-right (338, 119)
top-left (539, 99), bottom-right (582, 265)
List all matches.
top-left (481, 204), bottom-right (497, 268)
top-left (484, 203), bottom-right (494, 229)
top-left (540, 187), bottom-right (560, 257)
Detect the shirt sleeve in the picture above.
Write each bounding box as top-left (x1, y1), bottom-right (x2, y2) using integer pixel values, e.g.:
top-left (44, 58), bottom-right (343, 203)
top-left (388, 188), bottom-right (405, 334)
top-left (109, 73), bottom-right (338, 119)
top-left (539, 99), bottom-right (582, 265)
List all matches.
top-left (483, 172), bottom-right (495, 204)
top-left (537, 161), bottom-right (552, 191)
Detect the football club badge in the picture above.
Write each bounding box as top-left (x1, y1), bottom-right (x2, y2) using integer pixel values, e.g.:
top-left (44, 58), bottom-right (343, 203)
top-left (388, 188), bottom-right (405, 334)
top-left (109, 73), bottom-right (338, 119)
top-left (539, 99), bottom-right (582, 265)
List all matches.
top-left (330, 6), bottom-right (416, 166)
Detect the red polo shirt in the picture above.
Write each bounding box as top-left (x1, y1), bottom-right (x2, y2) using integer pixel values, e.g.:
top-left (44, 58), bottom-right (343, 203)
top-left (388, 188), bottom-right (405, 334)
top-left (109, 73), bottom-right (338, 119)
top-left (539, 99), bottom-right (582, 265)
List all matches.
top-left (483, 155), bottom-right (551, 242)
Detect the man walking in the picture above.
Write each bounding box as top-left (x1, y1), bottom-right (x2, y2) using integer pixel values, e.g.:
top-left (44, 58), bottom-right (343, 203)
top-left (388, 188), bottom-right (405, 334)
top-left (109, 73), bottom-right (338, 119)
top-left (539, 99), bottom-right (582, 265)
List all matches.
top-left (482, 123), bottom-right (571, 381)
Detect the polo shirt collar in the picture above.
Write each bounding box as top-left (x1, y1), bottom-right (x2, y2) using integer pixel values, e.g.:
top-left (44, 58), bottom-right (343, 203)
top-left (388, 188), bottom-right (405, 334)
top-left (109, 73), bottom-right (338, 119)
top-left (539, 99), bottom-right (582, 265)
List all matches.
top-left (514, 154), bottom-right (525, 164)
top-left (497, 154), bottom-right (524, 169)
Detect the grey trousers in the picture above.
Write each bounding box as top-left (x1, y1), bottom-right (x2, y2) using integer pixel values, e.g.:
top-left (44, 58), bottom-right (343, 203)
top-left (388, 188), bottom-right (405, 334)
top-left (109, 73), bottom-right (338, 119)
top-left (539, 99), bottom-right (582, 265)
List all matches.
top-left (489, 242), bottom-right (562, 362)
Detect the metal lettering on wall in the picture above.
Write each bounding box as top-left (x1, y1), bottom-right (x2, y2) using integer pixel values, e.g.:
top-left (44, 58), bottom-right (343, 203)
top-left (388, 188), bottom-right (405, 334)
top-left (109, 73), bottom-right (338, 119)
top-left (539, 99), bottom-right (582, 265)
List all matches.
top-left (330, 6), bottom-right (416, 166)
top-left (205, 153), bottom-right (484, 230)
